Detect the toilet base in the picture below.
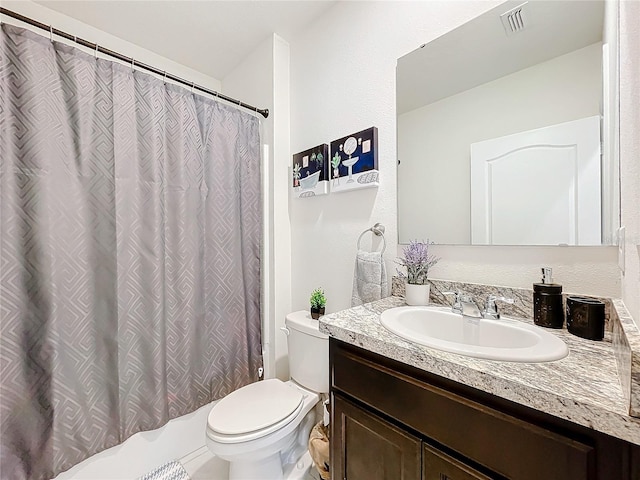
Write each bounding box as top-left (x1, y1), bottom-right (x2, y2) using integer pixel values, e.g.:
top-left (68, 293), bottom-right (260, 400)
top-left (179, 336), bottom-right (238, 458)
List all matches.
top-left (228, 453), bottom-right (282, 480)
top-left (227, 449), bottom-right (316, 480)
top-left (283, 450), bottom-right (316, 480)
top-left (179, 446), bottom-right (315, 480)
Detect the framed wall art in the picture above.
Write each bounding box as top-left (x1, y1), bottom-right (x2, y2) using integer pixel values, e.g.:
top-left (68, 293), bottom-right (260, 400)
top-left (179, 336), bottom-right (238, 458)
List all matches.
top-left (329, 127), bottom-right (379, 193)
top-left (292, 144), bottom-right (329, 198)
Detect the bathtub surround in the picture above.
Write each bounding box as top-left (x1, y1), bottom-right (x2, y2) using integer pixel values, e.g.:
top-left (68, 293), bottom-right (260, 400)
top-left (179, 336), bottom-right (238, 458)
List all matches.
top-left (0, 24), bottom-right (262, 479)
top-left (51, 400), bottom-right (218, 479)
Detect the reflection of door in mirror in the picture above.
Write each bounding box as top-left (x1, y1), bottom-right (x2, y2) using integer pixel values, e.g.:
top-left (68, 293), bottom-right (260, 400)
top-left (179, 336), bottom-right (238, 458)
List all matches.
top-left (396, 0), bottom-right (619, 246)
top-left (470, 116), bottom-right (601, 246)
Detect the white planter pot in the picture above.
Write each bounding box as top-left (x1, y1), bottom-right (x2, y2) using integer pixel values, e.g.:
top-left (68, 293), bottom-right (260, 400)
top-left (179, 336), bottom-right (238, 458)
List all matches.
top-left (405, 283), bottom-right (430, 306)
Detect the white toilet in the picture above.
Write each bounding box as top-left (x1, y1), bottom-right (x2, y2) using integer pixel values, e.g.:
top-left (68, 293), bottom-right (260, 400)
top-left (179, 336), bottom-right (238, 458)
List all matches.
top-left (206, 311), bottom-right (329, 480)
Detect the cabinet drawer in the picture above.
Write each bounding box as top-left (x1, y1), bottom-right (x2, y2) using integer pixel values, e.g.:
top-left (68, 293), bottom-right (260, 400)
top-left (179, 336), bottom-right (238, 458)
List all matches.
top-left (331, 341), bottom-right (595, 480)
top-left (423, 444), bottom-right (493, 480)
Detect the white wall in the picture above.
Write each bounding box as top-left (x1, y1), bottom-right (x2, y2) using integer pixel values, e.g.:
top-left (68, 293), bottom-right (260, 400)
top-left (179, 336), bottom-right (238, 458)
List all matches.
top-left (602, 0), bottom-right (621, 246)
top-left (289, 1), bottom-right (499, 313)
top-left (289, 0), bottom-right (620, 314)
top-left (426, 245), bottom-right (619, 296)
top-left (270, 35), bottom-right (293, 380)
top-left (222, 34), bottom-right (292, 381)
top-left (398, 43), bottom-right (602, 244)
top-left (619, 0), bottom-right (640, 328)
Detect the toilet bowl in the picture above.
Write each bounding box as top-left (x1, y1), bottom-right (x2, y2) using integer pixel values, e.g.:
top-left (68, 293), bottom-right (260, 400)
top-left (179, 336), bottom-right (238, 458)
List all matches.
top-left (205, 311), bottom-right (329, 480)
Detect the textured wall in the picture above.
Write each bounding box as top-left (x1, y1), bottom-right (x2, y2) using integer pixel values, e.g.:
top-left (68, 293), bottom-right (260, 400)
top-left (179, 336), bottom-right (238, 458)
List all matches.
top-left (289, 1), bottom-right (620, 314)
top-left (620, 0), bottom-right (640, 328)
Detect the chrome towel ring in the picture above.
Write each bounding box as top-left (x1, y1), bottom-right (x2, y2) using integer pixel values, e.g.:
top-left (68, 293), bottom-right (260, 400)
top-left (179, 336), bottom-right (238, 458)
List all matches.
top-left (357, 223), bottom-right (386, 254)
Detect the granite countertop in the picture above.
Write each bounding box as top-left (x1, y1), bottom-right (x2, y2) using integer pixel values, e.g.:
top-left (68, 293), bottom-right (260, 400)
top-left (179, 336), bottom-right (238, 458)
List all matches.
top-left (319, 296), bottom-right (640, 446)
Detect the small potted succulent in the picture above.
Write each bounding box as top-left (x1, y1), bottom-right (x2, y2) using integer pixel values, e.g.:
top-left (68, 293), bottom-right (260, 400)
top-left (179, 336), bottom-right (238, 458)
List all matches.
top-left (396, 240), bottom-right (439, 306)
top-left (310, 288), bottom-right (327, 320)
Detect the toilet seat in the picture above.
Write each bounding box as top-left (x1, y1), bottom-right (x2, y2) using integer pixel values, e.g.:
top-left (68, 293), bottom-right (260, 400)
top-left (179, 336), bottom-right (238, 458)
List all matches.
top-left (207, 379), bottom-right (304, 444)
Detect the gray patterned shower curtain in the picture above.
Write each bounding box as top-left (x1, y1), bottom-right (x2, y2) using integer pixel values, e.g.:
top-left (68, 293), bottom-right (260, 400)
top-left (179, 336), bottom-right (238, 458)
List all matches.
top-left (0, 24), bottom-right (262, 480)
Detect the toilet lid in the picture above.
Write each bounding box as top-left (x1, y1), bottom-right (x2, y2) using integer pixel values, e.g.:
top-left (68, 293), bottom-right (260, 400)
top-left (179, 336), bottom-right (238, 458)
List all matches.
top-left (207, 379), bottom-right (303, 436)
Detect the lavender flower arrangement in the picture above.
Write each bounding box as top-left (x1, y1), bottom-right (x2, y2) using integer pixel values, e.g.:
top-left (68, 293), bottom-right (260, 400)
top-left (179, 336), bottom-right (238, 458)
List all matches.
top-left (396, 240), bottom-right (439, 285)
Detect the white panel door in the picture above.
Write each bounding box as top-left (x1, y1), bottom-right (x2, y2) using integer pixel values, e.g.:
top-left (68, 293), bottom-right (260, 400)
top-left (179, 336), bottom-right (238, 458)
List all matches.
top-left (470, 116), bottom-right (601, 245)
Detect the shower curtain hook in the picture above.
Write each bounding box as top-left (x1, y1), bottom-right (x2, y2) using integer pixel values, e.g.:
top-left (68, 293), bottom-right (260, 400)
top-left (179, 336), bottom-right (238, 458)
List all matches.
top-left (49, 25), bottom-right (53, 42)
top-left (94, 43), bottom-right (99, 59)
top-left (163, 71), bottom-right (167, 84)
top-left (191, 82), bottom-right (195, 94)
top-left (130, 57), bottom-right (135, 72)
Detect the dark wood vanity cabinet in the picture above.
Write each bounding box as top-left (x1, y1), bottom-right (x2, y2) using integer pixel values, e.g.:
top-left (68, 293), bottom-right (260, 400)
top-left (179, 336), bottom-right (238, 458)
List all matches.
top-left (333, 392), bottom-right (493, 480)
top-left (330, 339), bottom-right (640, 480)
top-left (422, 443), bottom-right (494, 480)
top-left (333, 394), bottom-right (421, 479)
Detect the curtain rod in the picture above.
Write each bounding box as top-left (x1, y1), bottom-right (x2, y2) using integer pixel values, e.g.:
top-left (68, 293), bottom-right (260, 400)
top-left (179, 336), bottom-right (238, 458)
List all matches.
top-left (0, 7), bottom-right (270, 119)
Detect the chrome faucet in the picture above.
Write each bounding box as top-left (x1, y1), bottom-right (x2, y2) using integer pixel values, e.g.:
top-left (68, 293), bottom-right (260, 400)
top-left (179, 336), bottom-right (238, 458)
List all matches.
top-left (459, 294), bottom-right (482, 318)
top-left (482, 295), bottom-right (515, 320)
top-left (444, 291), bottom-right (514, 320)
top-left (444, 291), bottom-right (482, 318)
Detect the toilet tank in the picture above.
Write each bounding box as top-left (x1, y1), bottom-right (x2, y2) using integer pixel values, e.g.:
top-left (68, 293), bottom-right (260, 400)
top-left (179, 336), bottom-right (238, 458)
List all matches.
top-left (285, 311), bottom-right (329, 394)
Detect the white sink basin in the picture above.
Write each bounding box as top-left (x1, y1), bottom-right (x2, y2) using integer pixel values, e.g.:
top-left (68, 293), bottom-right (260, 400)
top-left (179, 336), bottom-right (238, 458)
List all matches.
top-left (380, 306), bottom-right (568, 362)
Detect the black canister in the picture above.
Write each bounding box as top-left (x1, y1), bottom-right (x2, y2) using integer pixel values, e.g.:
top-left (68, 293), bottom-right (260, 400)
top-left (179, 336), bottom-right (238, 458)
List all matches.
top-left (566, 296), bottom-right (605, 340)
top-left (533, 283), bottom-right (564, 328)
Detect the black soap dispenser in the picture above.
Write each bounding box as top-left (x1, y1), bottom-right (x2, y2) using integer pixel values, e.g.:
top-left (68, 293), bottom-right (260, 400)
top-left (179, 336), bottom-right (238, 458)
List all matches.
top-left (533, 267), bottom-right (564, 329)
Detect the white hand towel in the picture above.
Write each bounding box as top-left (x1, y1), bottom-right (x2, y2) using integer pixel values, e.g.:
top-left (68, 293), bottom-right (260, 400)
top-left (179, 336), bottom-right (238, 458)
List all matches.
top-left (351, 250), bottom-right (388, 307)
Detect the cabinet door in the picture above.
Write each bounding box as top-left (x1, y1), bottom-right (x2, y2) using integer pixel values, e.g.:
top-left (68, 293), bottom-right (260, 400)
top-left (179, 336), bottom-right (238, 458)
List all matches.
top-left (423, 444), bottom-right (494, 480)
top-left (332, 393), bottom-right (421, 480)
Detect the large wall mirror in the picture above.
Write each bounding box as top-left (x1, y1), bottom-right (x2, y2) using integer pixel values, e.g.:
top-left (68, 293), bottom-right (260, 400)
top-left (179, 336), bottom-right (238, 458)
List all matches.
top-left (397, 0), bottom-right (620, 246)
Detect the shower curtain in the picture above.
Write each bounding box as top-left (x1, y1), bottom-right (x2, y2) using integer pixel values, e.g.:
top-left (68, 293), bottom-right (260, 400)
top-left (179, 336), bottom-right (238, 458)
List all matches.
top-left (0, 24), bottom-right (262, 480)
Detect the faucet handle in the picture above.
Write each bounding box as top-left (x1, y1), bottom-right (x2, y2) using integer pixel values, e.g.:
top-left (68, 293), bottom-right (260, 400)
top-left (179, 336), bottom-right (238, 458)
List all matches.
top-left (483, 295), bottom-right (515, 319)
top-left (443, 290), bottom-right (463, 314)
